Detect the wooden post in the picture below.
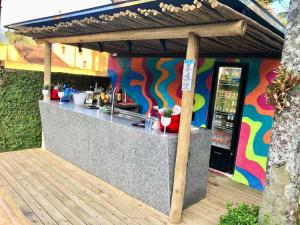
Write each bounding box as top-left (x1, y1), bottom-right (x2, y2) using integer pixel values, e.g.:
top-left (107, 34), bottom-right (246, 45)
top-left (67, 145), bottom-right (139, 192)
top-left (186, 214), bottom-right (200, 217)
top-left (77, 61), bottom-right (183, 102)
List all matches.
top-left (44, 42), bottom-right (52, 99)
top-left (42, 42), bottom-right (52, 149)
top-left (169, 32), bottom-right (199, 224)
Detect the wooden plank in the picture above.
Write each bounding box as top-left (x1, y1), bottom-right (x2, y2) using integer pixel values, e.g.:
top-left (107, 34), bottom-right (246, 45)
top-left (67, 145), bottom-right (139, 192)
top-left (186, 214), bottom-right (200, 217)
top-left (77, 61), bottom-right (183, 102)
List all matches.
top-left (169, 32), bottom-right (200, 224)
top-left (35, 20), bottom-right (247, 44)
top-left (16, 150), bottom-right (134, 225)
top-left (0, 174), bottom-right (43, 225)
top-left (30, 150), bottom-right (259, 225)
top-left (0, 189), bottom-right (31, 225)
top-left (18, 161), bottom-right (115, 225)
top-left (0, 160), bottom-right (57, 225)
top-left (25, 150), bottom-right (167, 225)
top-left (1, 154), bottom-right (87, 225)
top-left (29, 149), bottom-right (169, 225)
top-left (0, 149), bottom-right (262, 225)
top-left (0, 159), bottom-right (72, 225)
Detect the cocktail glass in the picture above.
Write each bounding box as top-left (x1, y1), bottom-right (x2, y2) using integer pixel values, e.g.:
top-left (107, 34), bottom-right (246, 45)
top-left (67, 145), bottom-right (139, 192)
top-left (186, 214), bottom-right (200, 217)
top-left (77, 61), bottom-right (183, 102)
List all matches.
top-left (161, 116), bottom-right (171, 136)
top-left (58, 92), bottom-right (64, 105)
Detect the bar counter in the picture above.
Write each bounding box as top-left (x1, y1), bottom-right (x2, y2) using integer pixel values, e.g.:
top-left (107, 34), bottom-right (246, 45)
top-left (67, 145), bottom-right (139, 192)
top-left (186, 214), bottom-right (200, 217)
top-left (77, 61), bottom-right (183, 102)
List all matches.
top-left (39, 100), bottom-right (211, 214)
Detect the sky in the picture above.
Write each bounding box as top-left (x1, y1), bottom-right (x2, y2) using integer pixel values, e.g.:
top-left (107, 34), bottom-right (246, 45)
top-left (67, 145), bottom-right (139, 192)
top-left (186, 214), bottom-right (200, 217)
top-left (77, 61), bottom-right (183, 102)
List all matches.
top-left (0, 0), bottom-right (291, 29)
top-left (271, 0), bottom-right (290, 14)
top-left (1, 0), bottom-right (112, 28)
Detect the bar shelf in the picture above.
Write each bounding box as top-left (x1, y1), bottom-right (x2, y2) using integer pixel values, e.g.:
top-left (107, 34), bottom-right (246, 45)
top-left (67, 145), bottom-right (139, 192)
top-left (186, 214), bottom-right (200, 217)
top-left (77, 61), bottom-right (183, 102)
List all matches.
top-left (213, 125), bottom-right (233, 131)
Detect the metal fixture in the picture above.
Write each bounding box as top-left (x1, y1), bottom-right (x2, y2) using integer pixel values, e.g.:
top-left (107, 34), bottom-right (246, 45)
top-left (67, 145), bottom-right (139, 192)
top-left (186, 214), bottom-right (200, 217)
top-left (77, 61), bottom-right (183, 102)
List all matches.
top-left (160, 39), bottom-right (168, 52)
top-left (127, 40), bottom-right (133, 53)
top-left (97, 42), bottom-right (104, 52)
top-left (78, 44), bottom-right (82, 53)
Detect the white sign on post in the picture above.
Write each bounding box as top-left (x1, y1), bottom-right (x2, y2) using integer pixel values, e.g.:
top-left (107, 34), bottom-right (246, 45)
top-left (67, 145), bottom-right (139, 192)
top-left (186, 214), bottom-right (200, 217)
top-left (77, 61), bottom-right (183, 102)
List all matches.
top-left (182, 59), bottom-right (195, 92)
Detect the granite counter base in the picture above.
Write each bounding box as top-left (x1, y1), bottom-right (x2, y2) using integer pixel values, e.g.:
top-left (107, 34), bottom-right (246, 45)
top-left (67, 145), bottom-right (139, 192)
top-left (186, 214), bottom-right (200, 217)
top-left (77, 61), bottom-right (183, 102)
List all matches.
top-left (39, 101), bottom-right (211, 214)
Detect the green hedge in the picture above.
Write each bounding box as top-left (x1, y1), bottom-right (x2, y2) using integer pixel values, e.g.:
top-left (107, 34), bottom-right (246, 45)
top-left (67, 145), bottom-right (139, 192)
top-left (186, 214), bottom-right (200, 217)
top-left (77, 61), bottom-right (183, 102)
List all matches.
top-left (0, 69), bottom-right (109, 152)
top-left (219, 203), bottom-right (260, 225)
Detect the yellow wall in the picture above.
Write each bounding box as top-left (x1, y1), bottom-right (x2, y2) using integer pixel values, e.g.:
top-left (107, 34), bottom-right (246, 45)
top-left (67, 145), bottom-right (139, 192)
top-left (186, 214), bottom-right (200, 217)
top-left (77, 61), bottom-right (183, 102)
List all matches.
top-left (0, 45), bottom-right (109, 76)
top-left (52, 44), bottom-right (109, 76)
top-left (0, 46), bottom-right (25, 62)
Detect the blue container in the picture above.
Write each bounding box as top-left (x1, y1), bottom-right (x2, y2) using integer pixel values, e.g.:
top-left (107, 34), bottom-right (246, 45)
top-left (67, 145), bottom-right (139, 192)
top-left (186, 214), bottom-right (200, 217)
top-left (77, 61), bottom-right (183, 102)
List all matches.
top-left (61, 84), bottom-right (71, 102)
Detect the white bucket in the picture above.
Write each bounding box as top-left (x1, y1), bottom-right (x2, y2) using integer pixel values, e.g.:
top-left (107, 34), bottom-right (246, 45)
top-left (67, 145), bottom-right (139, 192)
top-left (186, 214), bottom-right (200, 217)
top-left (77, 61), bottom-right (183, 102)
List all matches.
top-left (72, 92), bottom-right (87, 106)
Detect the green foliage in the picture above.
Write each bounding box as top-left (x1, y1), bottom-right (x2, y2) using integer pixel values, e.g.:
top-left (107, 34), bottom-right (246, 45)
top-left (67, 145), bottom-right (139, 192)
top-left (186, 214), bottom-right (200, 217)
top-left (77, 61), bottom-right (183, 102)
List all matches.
top-left (43, 84), bottom-right (50, 90)
top-left (0, 69), bottom-right (43, 152)
top-left (219, 203), bottom-right (260, 225)
top-left (256, 0), bottom-right (276, 5)
top-left (57, 84), bottom-right (64, 92)
top-left (51, 73), bottom-right (110, 91)
top-left (266, 66), bottom-right (300, 114)
top-left (277, 11), bottom-right (288, 24)
top-left (0, 68), bottom-right (109, 152)
top-left (162, 108), bottom-right (173, 118)
top-left (5, 31), bottom-right (36, 45)
top-left (256, 0), bottom-right (289, 25)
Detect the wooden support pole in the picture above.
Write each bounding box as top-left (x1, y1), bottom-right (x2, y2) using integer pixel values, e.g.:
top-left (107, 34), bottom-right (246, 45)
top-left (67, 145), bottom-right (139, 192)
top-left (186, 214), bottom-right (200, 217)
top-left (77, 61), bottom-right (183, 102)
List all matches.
top-left (169, 32), bottom-right (199, 224)
top-left (44, 42), bottom-right (52, 98)
top-left (35, 20), bottom-right (247, 44)
top-left (42, 42), bottom-right (52, 149)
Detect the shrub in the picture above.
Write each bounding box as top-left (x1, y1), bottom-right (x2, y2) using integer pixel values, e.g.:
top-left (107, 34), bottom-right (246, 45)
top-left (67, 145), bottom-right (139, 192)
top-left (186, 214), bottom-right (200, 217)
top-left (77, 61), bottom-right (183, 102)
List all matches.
top-left (0, 70), bottom-right (43, 152)
top-left (0, 68), bottom-right (109, 152)
top-left (219, 203), bottom-right (259, 225)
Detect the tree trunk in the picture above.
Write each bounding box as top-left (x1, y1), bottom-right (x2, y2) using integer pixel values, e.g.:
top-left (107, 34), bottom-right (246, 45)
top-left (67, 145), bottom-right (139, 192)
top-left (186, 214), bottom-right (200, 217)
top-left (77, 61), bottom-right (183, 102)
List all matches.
top-left (259, 0), bottom-right (300, 224)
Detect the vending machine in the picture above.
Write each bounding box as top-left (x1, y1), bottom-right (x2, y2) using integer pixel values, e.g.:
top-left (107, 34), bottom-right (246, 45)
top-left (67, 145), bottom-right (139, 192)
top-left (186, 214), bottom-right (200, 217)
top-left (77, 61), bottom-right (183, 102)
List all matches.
top-left (207, 62), bottom-right (248, 174)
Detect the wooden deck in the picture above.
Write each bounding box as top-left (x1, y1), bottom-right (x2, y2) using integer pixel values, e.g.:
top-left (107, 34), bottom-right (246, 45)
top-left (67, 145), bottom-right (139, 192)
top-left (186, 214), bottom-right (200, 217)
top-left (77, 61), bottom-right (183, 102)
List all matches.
top-left (0, 189), bottom-right (31, 225)
top-left (0, 149), bottom-right (262, 225)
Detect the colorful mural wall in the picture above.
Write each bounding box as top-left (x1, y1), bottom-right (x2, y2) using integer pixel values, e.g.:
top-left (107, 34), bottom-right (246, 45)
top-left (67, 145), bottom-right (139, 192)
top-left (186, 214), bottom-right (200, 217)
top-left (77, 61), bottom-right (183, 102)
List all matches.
top-left (233, 59), bottom-right (280, 191)
top-left (108, 57), bottom-right (280, 191)
top-left (108, 57), bottom-right (213, 127)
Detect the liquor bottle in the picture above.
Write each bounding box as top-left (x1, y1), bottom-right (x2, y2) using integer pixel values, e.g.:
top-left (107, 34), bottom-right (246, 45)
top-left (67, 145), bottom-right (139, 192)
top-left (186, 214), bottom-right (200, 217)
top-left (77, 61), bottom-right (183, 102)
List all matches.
top-left (116, 89), bottom-right (122, 102)
top-left (215, 99), bottom-right (219, 111)
top-left (225, 100), bottom-right (229, 113)
top-left (222, 100), bottom-right (226, 113)
top-left (231, 115), bottom-right (235, 128)
top-left (227, 115), bottom-right (231, 129)
top-left (220, 73), bottom-right (225, 82)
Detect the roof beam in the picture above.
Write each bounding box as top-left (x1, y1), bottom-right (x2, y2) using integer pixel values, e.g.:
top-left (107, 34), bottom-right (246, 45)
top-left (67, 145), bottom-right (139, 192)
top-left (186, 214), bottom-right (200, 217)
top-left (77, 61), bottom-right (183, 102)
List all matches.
top-left (35, 20), bottom-right (247, 44)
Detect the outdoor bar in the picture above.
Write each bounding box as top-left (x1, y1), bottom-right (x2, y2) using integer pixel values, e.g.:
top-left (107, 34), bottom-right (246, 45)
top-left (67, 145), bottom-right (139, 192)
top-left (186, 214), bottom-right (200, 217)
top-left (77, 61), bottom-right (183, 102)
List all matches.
top-left (39, 100), bottom-right (211, 214)
top-left (6, 0), bottom-right (285, 223)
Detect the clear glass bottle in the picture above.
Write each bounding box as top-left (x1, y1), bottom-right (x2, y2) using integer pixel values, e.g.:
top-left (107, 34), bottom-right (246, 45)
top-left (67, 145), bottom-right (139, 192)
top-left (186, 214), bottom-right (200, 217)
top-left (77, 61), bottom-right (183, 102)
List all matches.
top-left (145, 113), bottom-right (152, 130)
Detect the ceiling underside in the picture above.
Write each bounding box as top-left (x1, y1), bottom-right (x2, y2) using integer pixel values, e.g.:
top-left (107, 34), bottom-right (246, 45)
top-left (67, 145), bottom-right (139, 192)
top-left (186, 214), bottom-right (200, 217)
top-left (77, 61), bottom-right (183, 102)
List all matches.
top-left (13, 0), bottom-right (285, 57)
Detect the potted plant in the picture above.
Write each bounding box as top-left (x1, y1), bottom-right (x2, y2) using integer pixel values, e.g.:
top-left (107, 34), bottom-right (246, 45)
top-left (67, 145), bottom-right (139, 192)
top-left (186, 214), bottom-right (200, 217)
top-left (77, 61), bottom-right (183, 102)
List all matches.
top-left (158, 105), bottom-right (181, 134)
top-left (42, 84), bottom-right (50, 101)
top-left (161, 108), bottom-right (173, 136)
top-left (42, 84), bottom-right (50, 100)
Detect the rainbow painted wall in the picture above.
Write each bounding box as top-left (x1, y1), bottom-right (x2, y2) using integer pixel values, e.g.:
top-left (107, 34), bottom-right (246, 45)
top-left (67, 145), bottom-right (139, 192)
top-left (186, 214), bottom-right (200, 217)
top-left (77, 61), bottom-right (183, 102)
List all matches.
top-left (233, 59), bottom-right (279, 191)
top-left (108, 57), bottom-right (280, 191)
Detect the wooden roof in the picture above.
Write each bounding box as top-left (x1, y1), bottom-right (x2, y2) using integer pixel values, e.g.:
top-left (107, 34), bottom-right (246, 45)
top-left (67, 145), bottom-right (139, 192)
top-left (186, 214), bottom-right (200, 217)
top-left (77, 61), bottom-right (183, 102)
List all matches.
top-left (9, 0), bottom-right (284, 58)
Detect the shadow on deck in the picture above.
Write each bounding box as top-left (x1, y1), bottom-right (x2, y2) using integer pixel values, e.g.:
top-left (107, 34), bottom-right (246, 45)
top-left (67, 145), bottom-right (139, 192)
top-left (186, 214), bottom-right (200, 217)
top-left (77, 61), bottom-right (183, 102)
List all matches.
top-left (0, 149), bottom-right (262, 225)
